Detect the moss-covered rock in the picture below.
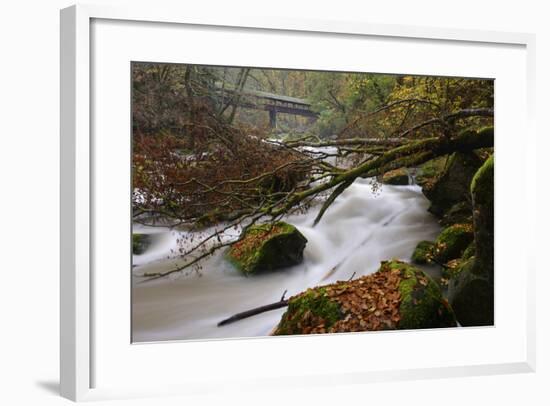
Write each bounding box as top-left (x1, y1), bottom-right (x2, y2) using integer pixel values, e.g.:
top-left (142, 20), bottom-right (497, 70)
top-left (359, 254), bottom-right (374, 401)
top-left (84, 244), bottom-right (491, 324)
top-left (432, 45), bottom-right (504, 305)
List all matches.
top-left (470, 155), bottom-right (494, 277)
top-left (393, 261), bottom-right (456, 330)
top-left (422, 151), bottom-right (483, 217)
top-left (273, 260), bottom-right (455, 335)
top-left (441, 258), bottom-right (465, 280)
top-left (415, 157), bottom-right (447, 187)
top-left (411, 240), bottom-right (434, 264)
top-left (433, 223), bottom-right (474, 263)
top-left (273, 287), bottom-right (342, 335)
top-left (226, 222), bottom-right (307, 275)
top-left (132, 233), bottom-right (153, 255)
top-left (447, 257), bottom-right (493, 326)
top-left (440, 201), bottom-right (473, 227)
top-left (447, 155), bottom-right (494, 326)
top-left (381, 168), bottom-right (410, 185)
top-left (461, 242), bottom-right (475, 261)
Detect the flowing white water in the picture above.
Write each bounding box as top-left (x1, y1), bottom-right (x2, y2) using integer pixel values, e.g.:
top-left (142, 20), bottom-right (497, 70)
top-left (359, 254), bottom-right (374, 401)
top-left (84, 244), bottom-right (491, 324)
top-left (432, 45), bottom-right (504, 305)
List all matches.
top-left (132, 178), bottom-right (441, 342)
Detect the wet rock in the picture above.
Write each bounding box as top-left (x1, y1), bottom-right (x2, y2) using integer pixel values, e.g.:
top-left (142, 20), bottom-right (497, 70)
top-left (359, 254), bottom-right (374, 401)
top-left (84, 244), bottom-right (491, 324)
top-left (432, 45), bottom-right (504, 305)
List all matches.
top-left (470, 155), bottom-right (494, 276)
top-left (415, 157), bottom-right (447, 187)
top-left (440, 201), bottom-right (473, 227)
top-left (132, 233), bottom-right (153, 255)
top-left (447, 257), bottom-right (493, 326)
top-left (433, 223), bottom-right (474, 264)
top-left (422, 151), bottom-right (483, 217)
top-left (381, 168), bottom-right (410, 185)
top-left (447, 155), bottom-right (494, 326)
top-left (411, 240), bottom-right (435, 264)
top-left (226, 221), bottom-right (307, 275)
top-left (273, 260), bottom-right (456, 335)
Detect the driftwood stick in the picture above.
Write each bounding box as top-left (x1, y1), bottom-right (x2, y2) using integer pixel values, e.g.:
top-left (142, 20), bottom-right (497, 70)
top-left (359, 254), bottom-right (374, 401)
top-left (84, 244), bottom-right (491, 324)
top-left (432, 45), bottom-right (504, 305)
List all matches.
top-left (218, 294), bottom-right (290, 327)
top-left (280, 289), bottom-right (288, 301)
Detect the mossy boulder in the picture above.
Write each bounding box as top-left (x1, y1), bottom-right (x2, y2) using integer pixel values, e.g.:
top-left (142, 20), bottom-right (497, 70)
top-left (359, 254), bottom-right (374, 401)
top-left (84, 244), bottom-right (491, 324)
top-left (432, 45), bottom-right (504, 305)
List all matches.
top-left (381, 168), bottom-right (410, 185)
top-left (433, 223), bottom-right (474, 263)
top-left (440, 201), bottom-right (473, 227)
top-left (422, 151), bottom-right (483, 217)
top-left (461, 242), bottom-right (475, 261)
top-left (273, 287), bottom-right (342, 335)
top-left (415, 157), bottom-right (447, 187)
top-left (132, 233), bottom-right (153, 255)
top-left (447, 155), bottom-right (494, 326)
top-left (226, 222), bottom-right (307, 275)
top-left (470, 155), bottom-right (494, 276)
top-left (273, 260), bottom-right (455, 335)
top-left (411, 240), bottom-right (435, 264)
top-left (447, 257), bottom-right (493, 326)
top-left (394, 261), bottom-right (456, 330)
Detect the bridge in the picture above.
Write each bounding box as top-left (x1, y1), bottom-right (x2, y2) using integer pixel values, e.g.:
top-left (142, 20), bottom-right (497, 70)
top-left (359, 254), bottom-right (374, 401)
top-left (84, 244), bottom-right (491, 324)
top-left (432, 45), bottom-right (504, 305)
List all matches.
top-left (217, 87), bottom-right (318, 128)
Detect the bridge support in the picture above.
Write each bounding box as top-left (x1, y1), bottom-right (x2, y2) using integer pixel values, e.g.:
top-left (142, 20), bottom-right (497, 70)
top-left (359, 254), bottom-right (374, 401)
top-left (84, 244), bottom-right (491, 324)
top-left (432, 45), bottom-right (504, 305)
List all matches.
top-left (269, 109), bottom-right (277, 129)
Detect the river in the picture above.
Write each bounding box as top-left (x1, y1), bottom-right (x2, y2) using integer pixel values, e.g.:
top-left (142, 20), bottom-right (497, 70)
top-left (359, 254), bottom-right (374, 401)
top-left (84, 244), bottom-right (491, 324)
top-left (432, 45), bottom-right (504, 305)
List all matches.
top-left (131, 177), bottom-right (441, 342)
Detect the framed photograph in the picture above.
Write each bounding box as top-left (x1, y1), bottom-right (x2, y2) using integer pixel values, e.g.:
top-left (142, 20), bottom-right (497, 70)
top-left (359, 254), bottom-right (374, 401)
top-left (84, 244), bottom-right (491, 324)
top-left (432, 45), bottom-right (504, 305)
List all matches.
top-left (60, 4), bottom-right (536, 401)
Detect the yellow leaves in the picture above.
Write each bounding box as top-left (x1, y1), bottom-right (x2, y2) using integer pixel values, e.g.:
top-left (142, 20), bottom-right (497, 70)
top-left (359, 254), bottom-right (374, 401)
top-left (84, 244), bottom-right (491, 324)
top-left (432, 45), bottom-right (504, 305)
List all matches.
top-left (446, 259), bottom-right (461, 270)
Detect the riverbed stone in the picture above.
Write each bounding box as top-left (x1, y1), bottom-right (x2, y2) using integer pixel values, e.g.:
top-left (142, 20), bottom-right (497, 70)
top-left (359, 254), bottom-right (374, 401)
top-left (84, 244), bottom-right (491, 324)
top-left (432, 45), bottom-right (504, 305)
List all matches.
top-left (447, 155), bottom-right (494, 326)
top-left (422, 151), bottom-right (483, 217)
top-left (381, 168), bottom-right (410, 185)
top-left (440, 201), bottom-right (473, 227)
top-left (433, 223), bottom-right (474, 263)
top-left (226, 221), bottom-right (307, 275)
top-left (461, 241), bottom-right (476, 261)
top-left (411, 240), bottom-right (435, 264)
top-left (415, 157), bottom-right (447, 187)
top-left (273, 260), bottom-right (455, 335)
top-left (470, 155), bottom-right (494, 276)
top-left (132, 233), bottom-right (153, 255)
top-left (394, 261), bottom-right (456, 330)
top-left (447, 257), bottom-right (493, 326)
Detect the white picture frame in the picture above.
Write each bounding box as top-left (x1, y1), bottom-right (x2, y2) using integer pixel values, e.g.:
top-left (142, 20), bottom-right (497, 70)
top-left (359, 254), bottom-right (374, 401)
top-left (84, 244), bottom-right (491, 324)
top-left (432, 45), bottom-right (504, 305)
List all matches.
top-left (60, 3), bottom-right (536, 402)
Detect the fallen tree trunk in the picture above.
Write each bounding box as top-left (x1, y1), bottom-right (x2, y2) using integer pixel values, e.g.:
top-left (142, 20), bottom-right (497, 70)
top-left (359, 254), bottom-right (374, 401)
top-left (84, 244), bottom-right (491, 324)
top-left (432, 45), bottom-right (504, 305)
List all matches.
top-left (284, 137), bottom-right (407, 148)
top-left (271, 126), bottom-right (494, 219)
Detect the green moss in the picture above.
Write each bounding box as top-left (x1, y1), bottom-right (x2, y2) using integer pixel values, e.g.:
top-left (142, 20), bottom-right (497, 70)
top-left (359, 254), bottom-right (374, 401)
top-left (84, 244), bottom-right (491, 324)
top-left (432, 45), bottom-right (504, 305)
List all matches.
top-left (471, 154), bottom-right (494, 195)
top-left (447, 257), bottom-right (493, 326)
top-left (132, 233), bottom-right (152, 255)
top-left (273, 288), bottom-right (342, 335)
top-left (381, 168), bottom-right (410, 185)
top-left (461, 242), bottom-right (475, 261)
top-left (423, 151), bottom-right (483, 217)
top-left (433, 223), bottom-right (474, 263)
top-left (440, 201), bottom-right (473, 227)
top-left (274, 260), bottom-right (456, 335)
top-left (382, 261), bottom-right (456, 329)
top-left (470, 154), bottom-right (494, 276)
top-left (411, 240), bottom-right (435, 264)
top-left (226, 221), bottom-right (307, 275)
top-left (415, 156), bottom-right (447, 187)
top-left (447, 155), bottom-right (494, 327)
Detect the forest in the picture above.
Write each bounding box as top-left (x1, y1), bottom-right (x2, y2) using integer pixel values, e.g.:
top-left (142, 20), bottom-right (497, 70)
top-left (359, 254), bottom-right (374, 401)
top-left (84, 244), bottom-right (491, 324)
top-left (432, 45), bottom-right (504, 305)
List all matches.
top-left (131, 62), bottom-right (494, 341)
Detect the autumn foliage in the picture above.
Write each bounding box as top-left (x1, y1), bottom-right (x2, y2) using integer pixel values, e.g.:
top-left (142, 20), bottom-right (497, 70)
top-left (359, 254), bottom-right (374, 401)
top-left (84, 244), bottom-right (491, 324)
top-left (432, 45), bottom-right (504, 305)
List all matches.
top-left (133, 122), bottom-right (309, 226)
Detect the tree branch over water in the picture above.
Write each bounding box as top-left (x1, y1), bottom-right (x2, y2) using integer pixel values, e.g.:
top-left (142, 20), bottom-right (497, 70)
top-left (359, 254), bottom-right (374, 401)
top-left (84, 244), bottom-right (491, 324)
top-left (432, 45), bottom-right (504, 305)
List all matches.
top-left (132, 66), bottom-right (494, 282)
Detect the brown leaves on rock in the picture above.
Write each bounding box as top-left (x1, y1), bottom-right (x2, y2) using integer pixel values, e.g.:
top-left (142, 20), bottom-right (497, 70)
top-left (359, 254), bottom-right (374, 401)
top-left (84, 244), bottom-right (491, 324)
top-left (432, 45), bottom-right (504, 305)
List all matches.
top-left (322, 268), bottom-right (403, 333)
top-left (229, 224), bottom-right (284, 260)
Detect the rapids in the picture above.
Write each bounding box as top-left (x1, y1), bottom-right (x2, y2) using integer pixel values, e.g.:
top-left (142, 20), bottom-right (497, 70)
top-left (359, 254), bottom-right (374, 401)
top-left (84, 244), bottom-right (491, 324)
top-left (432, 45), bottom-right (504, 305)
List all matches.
top-left (132, 178), bottom-right (441, 342)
